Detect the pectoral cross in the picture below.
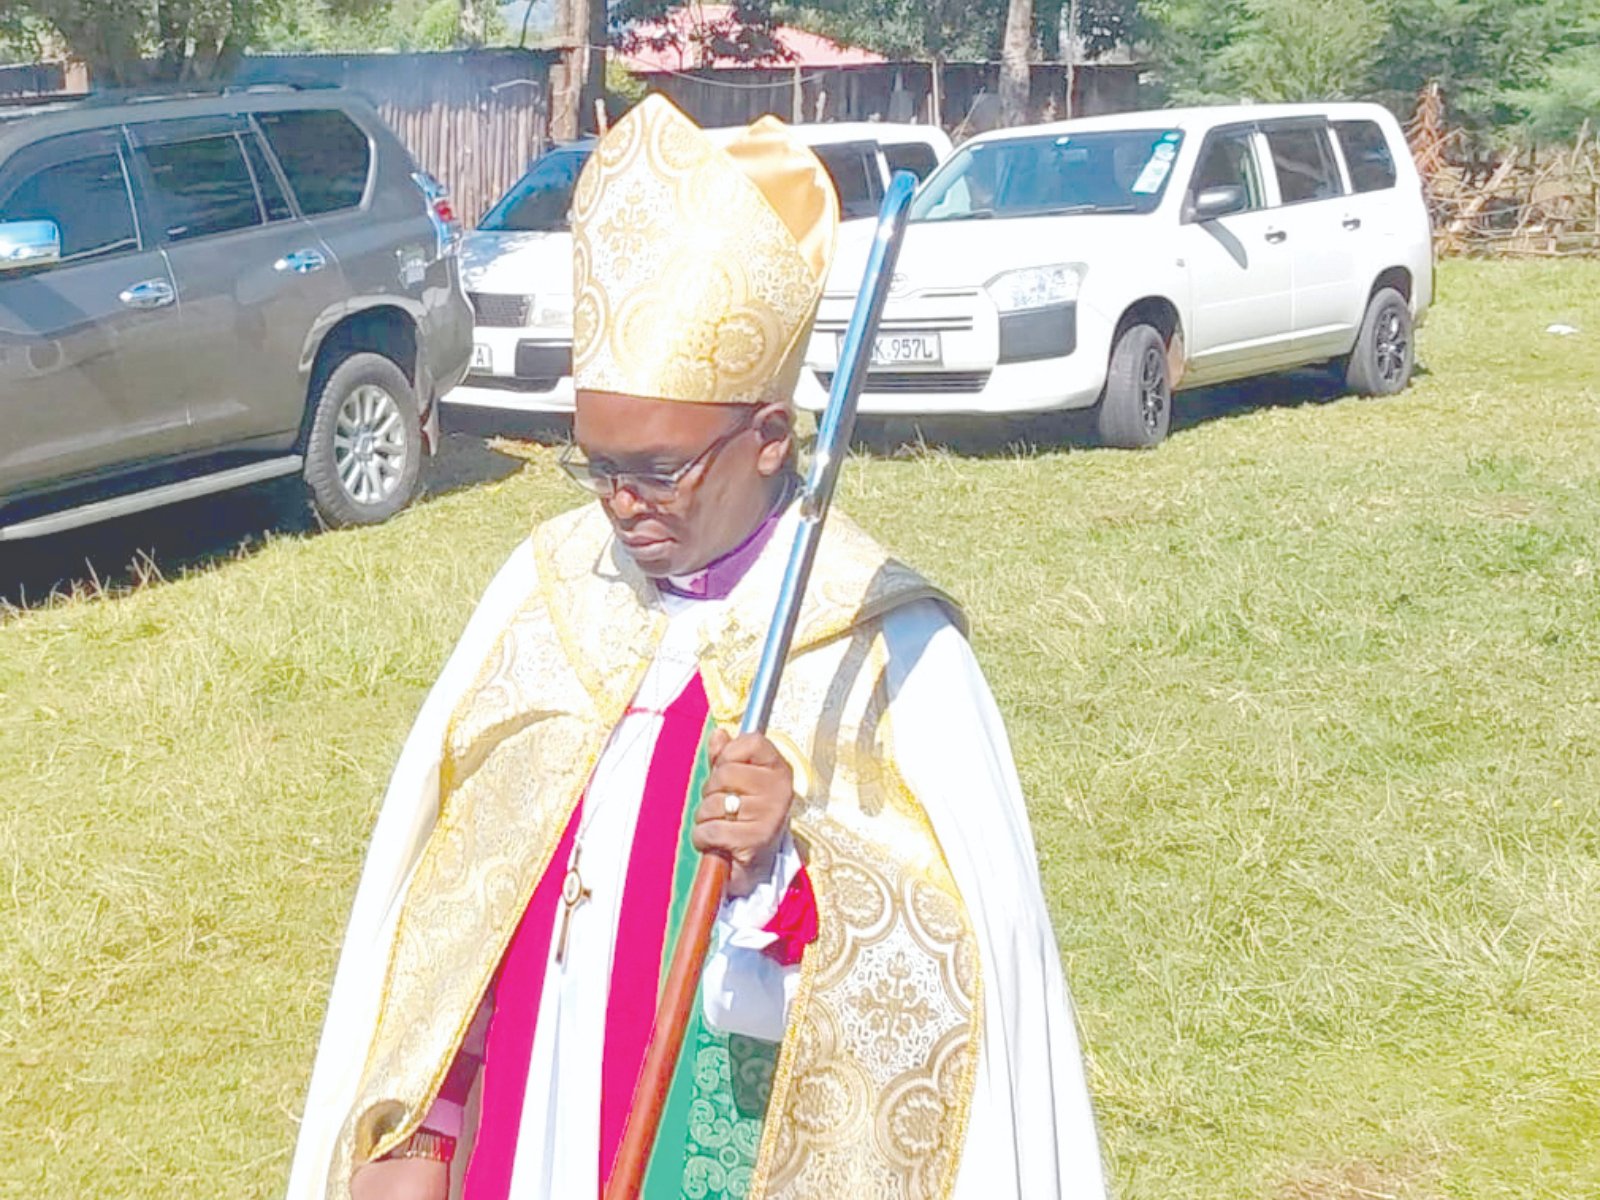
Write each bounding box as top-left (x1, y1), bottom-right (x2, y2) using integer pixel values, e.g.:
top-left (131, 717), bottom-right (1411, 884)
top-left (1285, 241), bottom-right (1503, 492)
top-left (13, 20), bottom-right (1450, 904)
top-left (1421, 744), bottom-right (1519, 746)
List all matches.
top-left (556, 845), bottom-right (591, 964)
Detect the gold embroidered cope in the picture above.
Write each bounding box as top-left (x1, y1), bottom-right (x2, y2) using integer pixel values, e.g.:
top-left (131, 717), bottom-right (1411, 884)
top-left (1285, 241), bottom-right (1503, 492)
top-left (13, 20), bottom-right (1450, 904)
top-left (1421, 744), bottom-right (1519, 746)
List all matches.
top-left (327, 503), bottom-right (984, 1199)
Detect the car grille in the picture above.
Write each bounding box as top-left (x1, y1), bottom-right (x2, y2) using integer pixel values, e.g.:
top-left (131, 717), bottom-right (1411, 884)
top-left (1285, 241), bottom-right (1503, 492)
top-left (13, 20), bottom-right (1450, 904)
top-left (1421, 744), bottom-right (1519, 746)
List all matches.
top-left (814, 370), bottom-right (991, 395)
top-left (468, 292), bottom-right (532, 328)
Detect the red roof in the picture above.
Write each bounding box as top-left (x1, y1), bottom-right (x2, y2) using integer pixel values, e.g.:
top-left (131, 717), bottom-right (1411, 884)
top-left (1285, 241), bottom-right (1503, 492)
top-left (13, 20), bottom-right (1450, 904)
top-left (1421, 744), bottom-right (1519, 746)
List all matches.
top-left (614, 4), bottom-right (885, 72)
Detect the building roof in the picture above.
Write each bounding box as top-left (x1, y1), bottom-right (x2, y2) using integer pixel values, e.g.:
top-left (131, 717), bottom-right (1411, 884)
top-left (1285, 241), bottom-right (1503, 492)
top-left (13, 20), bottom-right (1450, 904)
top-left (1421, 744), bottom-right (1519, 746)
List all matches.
top-left (614, 4), bottom-right (885, 73)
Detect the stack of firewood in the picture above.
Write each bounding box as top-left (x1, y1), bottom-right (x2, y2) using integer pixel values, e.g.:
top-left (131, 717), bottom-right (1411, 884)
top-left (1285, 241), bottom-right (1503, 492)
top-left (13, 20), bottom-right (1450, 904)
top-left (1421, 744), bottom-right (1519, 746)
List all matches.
top-left (1406, 84), bottom-right (1600, 257)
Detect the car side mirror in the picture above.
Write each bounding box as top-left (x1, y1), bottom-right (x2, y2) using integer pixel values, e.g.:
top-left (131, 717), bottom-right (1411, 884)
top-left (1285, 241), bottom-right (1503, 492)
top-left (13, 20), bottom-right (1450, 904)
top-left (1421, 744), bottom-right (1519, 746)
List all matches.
top-left (1192, 185), bottom-right (1248, 221)
top-left (0, 219), bottom-right (62, 272)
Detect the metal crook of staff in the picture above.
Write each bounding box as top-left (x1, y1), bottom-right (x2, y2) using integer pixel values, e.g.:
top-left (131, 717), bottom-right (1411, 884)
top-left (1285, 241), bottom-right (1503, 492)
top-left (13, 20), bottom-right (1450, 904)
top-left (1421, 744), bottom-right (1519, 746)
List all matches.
top-left (603, 168), bottom-right (920, 1200)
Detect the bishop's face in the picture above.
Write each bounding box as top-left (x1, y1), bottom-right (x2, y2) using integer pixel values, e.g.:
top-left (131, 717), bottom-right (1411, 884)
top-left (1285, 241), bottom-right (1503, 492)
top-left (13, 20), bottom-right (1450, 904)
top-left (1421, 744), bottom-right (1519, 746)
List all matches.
top-left (571, 391), bottom-right (794, 578)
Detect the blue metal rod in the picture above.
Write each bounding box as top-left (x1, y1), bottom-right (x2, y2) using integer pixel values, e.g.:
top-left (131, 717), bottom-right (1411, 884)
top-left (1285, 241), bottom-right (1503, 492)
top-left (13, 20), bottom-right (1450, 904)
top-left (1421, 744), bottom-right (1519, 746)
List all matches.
top-left (741, 169), bottom-right (918, 736)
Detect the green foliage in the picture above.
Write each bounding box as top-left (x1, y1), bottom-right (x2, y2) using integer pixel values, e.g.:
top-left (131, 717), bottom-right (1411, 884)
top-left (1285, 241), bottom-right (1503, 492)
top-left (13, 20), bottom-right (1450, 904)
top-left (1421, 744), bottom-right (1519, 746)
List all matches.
top-left (782, 0), bottom-right (1007, 60)
top-left (13, 0), bottom-right (510, 79)
top-left (1144, 0), bottom-right (1386, 103)
top-left (1147, 0), bottom-right (1600, 140)
top-left (1501, 44), bottom-right (1600, 144)
top-left (606, 57), bottom-right (647, 103)
top-left (780, 0), bottom-right (1135, 62)
top-left (1375, 0), bottom-right (1600, 129)
top-left (1218, 0), bottom-right (1387, 102)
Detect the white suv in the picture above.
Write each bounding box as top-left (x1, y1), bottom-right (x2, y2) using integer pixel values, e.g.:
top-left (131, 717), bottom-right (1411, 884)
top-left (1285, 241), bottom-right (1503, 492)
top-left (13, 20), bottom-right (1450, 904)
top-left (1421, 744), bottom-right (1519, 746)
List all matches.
top-left (797, 102), bottom-right (1433, 447)
top-left (446, 121), bottom-right (953, 419)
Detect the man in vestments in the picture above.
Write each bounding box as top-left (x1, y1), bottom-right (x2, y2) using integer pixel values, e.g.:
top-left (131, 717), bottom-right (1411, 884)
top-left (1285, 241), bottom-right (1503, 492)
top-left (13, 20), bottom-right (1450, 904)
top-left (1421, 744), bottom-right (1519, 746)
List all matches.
top-left (286, 94), bottom-right (1107, 1200)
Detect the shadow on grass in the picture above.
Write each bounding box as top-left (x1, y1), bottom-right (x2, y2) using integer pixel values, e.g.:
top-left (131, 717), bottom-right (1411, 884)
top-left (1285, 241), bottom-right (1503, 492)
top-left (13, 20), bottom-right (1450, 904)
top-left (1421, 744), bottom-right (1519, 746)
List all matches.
top-left (0, 432), bottom-right (528, 612)
top-left (848, 366), bottom-right (1381, 458)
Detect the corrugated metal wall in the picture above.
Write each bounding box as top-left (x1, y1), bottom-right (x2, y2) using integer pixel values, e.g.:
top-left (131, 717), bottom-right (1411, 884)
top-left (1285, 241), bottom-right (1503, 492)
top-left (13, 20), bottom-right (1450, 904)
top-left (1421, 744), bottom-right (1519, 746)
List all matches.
top-left (236, 50), bottom-right (558, 224)
top-left (0, 62), bottom-right (67, 98)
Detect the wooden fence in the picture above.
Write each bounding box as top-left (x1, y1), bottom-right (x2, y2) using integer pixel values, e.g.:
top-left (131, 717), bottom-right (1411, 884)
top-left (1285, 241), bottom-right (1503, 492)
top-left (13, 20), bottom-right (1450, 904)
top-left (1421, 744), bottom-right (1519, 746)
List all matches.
top-left (632, 60), bottom-right (1145, 133)
top-left (1408, 82), bottom-right (1600, 258)
top-left (233, 49), bottom-right (559, 225)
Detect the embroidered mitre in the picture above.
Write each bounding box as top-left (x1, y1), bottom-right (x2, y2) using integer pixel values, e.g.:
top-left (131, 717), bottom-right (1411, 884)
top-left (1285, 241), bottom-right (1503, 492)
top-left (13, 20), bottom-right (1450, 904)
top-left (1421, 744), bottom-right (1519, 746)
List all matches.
top-left (571, 93), bottom-right (839, 406)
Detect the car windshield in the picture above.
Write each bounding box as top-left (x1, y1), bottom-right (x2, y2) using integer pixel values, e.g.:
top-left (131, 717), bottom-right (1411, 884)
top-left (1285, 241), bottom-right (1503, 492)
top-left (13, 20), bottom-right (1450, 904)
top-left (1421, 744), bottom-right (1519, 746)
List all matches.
top-left (911, 129), bottom-right (1184, 222)
top-left (478, 148), bottom-right (590, 232)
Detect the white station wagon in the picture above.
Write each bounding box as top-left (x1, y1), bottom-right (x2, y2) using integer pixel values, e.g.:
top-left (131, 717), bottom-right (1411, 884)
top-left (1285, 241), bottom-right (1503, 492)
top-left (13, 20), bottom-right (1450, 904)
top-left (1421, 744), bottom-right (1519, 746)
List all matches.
top-left (446, 121), bottom-right (953, 420)
top-left (797, 102), bottom-right (1434, 447)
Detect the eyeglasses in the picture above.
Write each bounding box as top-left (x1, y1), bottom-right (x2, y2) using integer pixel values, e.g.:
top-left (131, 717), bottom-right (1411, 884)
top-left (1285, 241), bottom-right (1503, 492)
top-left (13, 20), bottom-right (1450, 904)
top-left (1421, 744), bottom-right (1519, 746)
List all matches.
top-left (558, 415), bottom-right (752, 503)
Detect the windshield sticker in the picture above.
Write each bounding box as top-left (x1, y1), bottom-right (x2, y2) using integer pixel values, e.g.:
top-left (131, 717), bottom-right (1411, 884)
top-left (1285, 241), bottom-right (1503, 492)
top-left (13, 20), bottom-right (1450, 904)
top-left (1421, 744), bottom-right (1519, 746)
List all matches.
top-left (1131, 152), bottom-right (1174, 195)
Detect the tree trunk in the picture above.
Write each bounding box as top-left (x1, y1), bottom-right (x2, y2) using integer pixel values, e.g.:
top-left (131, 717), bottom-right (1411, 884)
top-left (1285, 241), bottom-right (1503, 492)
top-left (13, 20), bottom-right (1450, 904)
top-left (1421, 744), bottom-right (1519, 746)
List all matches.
top-left (999, 0), bottom-right (1033, 127)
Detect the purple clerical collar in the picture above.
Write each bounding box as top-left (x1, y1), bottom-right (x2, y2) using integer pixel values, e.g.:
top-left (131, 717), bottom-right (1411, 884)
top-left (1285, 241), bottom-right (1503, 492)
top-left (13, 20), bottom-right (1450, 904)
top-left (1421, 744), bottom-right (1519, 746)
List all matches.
top-left (657, 480), bottom-right (796, 602)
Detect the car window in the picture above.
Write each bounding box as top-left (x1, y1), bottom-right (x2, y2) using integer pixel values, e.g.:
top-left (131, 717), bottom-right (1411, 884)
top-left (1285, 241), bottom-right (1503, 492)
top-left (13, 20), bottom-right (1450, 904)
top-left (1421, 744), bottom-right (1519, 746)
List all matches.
top-left (257, 109), bottom-right (371, 215)
top-left (243, 134), bottom-right (294, 222)
top-left (912, 129), bottom-right (1183, 222)
top-left (137, 133), bottom-right (262, 243)
top-left (882, 141), bottom-right (939, 182)
top-left (479, 149), bottom-right (588, 232)
top-left (1333, 120), bottom-right (1397, 193)
top-left (812, 143), bottom-right (885, 221)
top-left (1191, 129), bottom-right (1265, 211)
top-left (1264, 125), bottom-right (1343, 204)
top-left (0, 148), bottom-right (139, 264)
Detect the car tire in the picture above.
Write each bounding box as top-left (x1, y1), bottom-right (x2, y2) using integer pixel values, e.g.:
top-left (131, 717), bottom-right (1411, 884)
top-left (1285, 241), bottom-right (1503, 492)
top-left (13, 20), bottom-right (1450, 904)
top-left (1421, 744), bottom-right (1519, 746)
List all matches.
top-left (302, 352), bottom-right (423, 527)
top-left (1343, 287), bottom-right (1415, 397)
top-left (1095, 323), bottom-right (1172, 449)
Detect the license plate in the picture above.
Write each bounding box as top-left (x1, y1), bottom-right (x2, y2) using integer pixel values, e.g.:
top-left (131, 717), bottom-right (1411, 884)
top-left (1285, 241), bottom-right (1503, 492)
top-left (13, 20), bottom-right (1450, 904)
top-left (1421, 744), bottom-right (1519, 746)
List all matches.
top-left (843, 333), bottom-right (942, 367)
top-left (471, 343), bottom-right (492, 372)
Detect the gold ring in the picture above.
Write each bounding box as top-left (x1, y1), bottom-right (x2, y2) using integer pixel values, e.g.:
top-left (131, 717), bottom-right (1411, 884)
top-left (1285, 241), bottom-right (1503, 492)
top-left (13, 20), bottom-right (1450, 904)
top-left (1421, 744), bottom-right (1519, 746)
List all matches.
top-left (722, 793), bottom-right (742, 820)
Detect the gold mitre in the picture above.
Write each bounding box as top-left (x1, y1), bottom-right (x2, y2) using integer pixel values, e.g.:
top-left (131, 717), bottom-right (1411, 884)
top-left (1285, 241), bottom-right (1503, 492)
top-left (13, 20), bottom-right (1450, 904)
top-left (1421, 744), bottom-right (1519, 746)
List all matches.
top-left (571, 94), bottom-right (839, 406)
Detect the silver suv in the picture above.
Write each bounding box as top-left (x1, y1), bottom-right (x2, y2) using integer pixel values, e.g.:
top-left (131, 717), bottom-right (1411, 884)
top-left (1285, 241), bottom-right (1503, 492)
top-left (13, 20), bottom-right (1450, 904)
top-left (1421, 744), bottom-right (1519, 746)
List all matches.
top-left (0, 85), bottom-right (474, 541)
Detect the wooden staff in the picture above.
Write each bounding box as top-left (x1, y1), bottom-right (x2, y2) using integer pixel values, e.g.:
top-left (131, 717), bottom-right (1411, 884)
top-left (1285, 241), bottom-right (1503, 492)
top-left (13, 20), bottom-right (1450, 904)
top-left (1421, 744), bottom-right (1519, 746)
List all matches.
top-left (603, 170), bottom-right (920, 1199)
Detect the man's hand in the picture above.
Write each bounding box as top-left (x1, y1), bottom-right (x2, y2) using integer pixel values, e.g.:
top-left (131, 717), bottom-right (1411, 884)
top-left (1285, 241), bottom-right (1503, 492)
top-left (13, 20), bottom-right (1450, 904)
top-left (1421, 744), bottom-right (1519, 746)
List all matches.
top-left (350, 1158), bottom-right (448, 1200)
top-left (694, 730), bottom-right (795, 898)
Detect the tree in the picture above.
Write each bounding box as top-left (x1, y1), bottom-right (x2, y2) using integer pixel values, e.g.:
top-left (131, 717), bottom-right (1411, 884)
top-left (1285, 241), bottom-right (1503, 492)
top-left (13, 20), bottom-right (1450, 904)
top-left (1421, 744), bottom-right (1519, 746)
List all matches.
top-left (1142, 0), bottom-right (1386, 103)
top-left (610, 0), bottom-right (796, 67)
top-left (1216, 0), bottom-right (1387, 102)
top-left (1501, 43), bottom-right (1600, 142)
top-left (1375, 0), bottom-right (1600, 130)
top-left (998, 0), bottom-right (1031, 123)
top-left (12, 0), bottom-right (387, 85)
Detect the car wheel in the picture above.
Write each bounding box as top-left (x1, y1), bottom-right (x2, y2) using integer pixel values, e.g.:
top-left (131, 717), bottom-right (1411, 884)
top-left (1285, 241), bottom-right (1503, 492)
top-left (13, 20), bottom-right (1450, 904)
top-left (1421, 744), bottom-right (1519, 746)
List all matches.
top-left (1096, 323), bottom-right (1172, 449)
top-left (303, 352), bottom-right (423, 527)
top-left (1343, 287), bottom-right (1414, 397)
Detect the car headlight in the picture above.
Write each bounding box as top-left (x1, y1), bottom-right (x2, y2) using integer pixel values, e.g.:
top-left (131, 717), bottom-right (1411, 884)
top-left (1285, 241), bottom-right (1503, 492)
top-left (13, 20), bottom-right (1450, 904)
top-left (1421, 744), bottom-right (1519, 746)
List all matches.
top-left (985, 264), bottom-right (1085, 313)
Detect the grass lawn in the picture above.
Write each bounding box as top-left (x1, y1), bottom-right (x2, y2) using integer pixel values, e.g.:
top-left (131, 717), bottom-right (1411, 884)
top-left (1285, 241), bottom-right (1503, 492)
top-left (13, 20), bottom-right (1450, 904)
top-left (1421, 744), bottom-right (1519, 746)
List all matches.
top-left (3, 258), bottom-right (1598, 1199)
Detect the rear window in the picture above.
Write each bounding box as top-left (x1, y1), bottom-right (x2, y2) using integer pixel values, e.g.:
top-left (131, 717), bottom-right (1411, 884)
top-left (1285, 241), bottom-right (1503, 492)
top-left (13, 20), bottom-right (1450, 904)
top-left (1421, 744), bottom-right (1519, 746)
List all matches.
top-left (883, 141), bottom-right (939, 182)
top-left (1264, 125), bottom-right (1343, 204)
top-left (0, 149), bottom-right (138, 263)
top-left (1334, 120), bottom-right (1397, 193)
top-left (137, 134), bottom-right (262, 242)
top-left (479, 149), bottom-right (588, 232)
top-left (812, 142), bottom-right (885, 221)
top-left (258, 109), bottom-right (371, 215)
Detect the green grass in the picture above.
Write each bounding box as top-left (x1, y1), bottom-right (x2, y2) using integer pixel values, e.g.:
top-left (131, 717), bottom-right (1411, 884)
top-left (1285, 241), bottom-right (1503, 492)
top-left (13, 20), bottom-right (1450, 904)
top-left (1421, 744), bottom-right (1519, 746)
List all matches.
top-left (3, 258), bottom-right (1599, 1199)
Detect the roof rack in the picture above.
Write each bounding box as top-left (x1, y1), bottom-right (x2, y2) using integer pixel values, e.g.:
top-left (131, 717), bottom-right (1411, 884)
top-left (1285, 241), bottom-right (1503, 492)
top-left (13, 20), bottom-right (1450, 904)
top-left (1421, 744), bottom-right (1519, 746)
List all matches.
top-left (0, 80), bottom-right (340, 116)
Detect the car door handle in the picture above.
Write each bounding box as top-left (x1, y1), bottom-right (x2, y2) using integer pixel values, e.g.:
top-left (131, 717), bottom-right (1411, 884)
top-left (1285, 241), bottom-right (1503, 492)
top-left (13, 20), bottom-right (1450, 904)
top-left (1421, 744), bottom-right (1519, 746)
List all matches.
top-left (275, 248), bottom-right (328, 275)
top-left (1265, 229), bottom-right (1288, 244)
top-left (119, 279), bottom-right (175, 309)
top-left (1343, 216), bottom-right (1362, 230)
